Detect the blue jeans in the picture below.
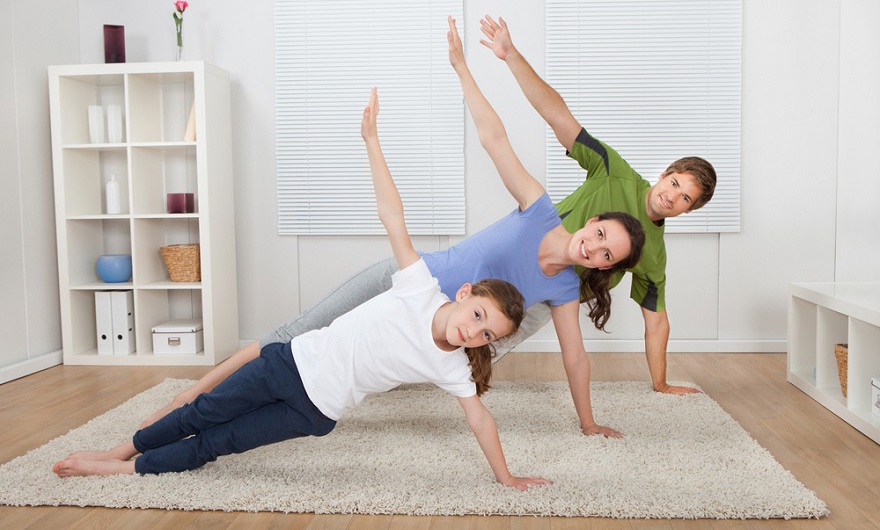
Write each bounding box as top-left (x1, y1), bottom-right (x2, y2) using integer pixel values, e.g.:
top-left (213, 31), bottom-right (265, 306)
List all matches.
top-left (133, 342), bottom-right (335, 474)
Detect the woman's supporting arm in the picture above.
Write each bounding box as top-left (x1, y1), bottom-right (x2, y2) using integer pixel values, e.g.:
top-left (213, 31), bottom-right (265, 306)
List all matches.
top-left (550, 301), bottom-right (623, 438)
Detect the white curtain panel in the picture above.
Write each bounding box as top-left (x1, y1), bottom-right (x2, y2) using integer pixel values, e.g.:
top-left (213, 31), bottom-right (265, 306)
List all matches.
top-left (275, 1), bottom-right (465, 235)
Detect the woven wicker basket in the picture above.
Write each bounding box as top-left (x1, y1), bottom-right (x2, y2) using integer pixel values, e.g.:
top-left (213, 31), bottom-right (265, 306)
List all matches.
top-left (834, 343), bottom-right (848, 398)
top-left (160, 244), bottom-right (201, 282)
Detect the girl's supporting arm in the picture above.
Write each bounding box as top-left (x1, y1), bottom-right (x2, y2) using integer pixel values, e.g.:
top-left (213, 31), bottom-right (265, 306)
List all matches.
top-left (361, 88), bottom-right (419, 270)
top-left (457, 394), bottom-right (551, 490)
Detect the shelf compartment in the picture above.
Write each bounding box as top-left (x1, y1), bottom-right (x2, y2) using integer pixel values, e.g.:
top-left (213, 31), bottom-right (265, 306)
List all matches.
top-left (135, 289), bottom-right (203, 355)
top-left (128, 72), bottom-right (195, 143)
top-left (57, 74), bottom-right (125, 145)
top-left (67, 290), bottom-right (99, 355)
top-left (132, 218), bottom-right (200, 285)
top-left (66, 219), bottom-right (132, 287)
top-left (61, 148), bottom-right (130, 216)
top-left (130, 145), bottom-right (198, 215)
top-left (787, 296), bottom-right (817, 377)
top-left (816, 306), bottom-right (848, 392)
top-left (848, 318), bottom-right (880, 413)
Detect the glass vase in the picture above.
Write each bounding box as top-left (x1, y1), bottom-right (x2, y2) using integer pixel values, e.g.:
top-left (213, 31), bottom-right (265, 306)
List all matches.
top-left (176, 23), bottom-right (183, 61)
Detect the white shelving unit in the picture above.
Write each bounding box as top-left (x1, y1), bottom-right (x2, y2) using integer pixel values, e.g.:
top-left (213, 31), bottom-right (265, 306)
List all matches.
top-left (48, 61), bottom-right (239, 366)
top-left (788, 282), bottom-right (880, 444)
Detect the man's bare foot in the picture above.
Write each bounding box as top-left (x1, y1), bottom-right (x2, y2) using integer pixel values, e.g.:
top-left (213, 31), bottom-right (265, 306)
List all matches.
top-left (53, 457), bottom-right (135, 477)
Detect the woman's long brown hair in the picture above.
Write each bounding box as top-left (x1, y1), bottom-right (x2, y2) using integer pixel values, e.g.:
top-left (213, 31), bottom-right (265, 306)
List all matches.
top-left (580, 212), bottom-right (645, 331)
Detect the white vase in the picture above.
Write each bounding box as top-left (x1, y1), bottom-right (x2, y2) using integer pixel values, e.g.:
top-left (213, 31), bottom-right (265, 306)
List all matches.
top-left (106, 104), bottom-right (123, 143)
top-left (88, 105), bottom-right (105, 143)
top-left (105, 175), bottom-right (121, 215)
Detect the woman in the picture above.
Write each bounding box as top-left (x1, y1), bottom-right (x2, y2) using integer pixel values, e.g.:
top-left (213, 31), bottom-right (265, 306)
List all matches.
top-left (142, 18), bottom-right (645, 438)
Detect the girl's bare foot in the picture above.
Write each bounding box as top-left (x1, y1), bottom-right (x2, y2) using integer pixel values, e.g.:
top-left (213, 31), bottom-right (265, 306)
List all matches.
top-left (53, 457), bottom-right (135, 477)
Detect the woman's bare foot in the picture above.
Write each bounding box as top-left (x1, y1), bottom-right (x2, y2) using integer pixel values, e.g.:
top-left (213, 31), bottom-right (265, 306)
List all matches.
top-left (53, 457), bottom-right (135, 477)
top-left (65, 440), bottom-right (138, 463)
top-left (140, 401), bottom-right (175, 429)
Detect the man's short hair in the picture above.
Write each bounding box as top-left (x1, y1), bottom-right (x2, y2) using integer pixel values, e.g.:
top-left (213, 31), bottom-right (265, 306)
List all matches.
top-left (662, 157), bottom-right (716, 211)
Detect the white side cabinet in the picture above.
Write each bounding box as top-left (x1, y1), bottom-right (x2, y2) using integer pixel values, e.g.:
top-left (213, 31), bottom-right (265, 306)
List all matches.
top-left (48, 61), bottom-right (239, 366)
top-left (788, 282), bottom-right (880, 444)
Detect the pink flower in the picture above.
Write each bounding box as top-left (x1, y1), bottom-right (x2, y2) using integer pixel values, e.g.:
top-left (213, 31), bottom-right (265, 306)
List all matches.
top-left (173, 1), bottom-right (189, 55)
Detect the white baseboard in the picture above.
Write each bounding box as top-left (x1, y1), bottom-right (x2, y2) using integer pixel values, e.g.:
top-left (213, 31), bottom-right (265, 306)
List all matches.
top-left (513, 339), bottom-right (787, 353)
top-left (0, 350), bottom-right (63, 385)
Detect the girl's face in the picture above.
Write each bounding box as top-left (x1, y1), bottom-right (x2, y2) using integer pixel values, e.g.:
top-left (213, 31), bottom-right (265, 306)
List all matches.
top-left (445, 289), bottom-right (513, 348)
top-left (567, 217), bottom-right (632, 270)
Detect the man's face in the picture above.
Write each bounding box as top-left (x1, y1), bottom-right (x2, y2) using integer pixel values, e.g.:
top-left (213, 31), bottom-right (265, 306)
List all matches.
top-left (645, 172), bottom-right (703, 221)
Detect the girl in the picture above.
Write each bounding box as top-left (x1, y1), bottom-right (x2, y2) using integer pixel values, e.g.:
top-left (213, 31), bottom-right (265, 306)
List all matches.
top-left (53, 89), bottom-right (550, 492)
top-left (142, 18), bottom-right (645, 439)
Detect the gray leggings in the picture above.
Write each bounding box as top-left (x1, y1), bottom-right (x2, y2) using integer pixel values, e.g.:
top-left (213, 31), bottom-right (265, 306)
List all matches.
top-left (261, 257), bottom-right (553, 363)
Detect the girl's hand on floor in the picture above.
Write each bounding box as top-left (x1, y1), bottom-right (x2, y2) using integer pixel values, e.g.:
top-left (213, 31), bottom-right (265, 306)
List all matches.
top-left (502, 475), bottom-right (553, 491)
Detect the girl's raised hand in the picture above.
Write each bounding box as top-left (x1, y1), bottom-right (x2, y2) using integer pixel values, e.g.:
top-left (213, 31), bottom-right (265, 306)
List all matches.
top-left (479, 15), bottom-right (513, 60)
top-left (361, 87), bottom-right (379, 141)
top-left (447, 16), bottom-right (465, 71)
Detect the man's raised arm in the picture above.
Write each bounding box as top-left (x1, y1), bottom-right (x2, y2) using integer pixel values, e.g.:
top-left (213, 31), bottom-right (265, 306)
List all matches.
top-left (479, 15), bottom-right (582, 151)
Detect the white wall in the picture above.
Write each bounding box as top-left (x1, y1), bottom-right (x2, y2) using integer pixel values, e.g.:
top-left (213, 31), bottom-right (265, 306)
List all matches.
top-left (0, 0), bottom-right (78, 383)
top-left (2, 0), bottom-right (877, 380)
top-left (837, 0), bottom-right (880, 282)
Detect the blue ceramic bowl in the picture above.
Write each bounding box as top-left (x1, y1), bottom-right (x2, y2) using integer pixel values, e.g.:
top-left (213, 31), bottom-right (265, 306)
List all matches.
top-left (96, 254), bottom-right (132, 283)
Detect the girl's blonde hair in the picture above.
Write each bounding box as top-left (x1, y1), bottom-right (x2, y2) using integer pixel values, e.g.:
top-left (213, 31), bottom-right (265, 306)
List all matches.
top-left (464, 279), bottom-right (525, 396)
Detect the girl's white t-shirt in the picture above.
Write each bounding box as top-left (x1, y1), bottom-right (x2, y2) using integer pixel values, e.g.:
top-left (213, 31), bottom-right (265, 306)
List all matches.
top-left (290, 259), bottom-right (477, 421)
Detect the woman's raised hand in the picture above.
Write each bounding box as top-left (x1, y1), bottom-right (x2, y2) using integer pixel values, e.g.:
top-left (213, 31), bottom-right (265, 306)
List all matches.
top-left (360, 87), bottom-right (379, 141)
top-left (479, 15), bottom-right (514, 61)
top-left (447, 16), bottom-right (465, 71)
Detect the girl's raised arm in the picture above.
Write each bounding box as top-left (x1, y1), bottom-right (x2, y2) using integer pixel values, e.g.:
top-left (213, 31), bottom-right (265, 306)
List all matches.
top-left (361, 88), bottom-right (419, 270)
top-left (448, 16), bottom-right (544, 212)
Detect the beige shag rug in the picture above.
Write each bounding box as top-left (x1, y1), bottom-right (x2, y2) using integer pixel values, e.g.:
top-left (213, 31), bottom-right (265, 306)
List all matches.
top-left (0, 379), bottom-right (827, 518)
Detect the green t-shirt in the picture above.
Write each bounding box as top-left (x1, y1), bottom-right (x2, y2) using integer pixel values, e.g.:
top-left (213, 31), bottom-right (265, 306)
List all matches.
top-left (555, 129), bottom-right (666, 312)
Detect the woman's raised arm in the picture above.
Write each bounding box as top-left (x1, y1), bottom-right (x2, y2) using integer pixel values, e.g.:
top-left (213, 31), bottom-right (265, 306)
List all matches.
top-left (448, 16), bottom-right (544, 211)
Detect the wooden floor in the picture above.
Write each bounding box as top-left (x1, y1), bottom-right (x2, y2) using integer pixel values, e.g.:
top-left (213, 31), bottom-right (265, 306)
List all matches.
top-left (1, 352), bottom-right (878, 530)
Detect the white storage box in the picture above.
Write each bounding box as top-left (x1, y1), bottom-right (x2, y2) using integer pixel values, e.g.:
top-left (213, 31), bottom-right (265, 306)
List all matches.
top-left (872, 377), bottom-right (880, 419)
top-left (152, 319), bottom-right (204, 355)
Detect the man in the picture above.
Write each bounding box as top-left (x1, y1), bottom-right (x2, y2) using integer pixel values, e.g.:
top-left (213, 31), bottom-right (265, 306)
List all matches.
top-left (479, 15), bottom-right (717, 395)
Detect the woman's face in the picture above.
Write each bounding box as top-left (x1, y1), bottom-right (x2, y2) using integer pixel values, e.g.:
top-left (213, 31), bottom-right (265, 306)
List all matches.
top-left (567, 217), bottom-right (632, 270)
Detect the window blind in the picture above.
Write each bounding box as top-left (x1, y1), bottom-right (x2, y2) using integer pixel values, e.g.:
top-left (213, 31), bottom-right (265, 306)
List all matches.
top-left (275, 1), bottom-right (465, 235)
top-left (545, 0), bottom-right (742, 232)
